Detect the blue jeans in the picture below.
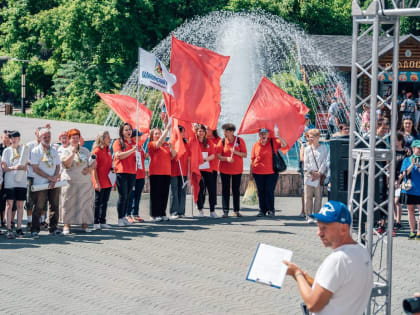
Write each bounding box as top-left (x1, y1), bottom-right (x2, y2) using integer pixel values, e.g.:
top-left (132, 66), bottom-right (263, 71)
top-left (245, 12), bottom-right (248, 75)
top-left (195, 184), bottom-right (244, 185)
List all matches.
top-left (253, 173), bottom-right (279, 214)
top-left (127, 178), bottom-right (145, 216)
top-left (170, 176), bottom-right (187, 215)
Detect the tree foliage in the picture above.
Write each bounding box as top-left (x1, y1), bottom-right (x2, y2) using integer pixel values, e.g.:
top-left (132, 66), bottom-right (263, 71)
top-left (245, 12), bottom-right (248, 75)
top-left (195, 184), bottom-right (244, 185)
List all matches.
top-left (0, 0), bottom-right (417, 123)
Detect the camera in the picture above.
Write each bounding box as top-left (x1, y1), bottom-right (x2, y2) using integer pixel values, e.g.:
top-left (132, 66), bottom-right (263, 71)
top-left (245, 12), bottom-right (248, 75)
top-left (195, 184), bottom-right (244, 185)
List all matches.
top-left (403, 297), bottom-right (420, 314)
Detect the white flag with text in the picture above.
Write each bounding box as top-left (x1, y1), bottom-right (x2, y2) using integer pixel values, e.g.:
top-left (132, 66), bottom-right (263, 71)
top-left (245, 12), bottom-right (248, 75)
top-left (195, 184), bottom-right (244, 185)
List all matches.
top-left (139, 48), bottom-right (176, 96)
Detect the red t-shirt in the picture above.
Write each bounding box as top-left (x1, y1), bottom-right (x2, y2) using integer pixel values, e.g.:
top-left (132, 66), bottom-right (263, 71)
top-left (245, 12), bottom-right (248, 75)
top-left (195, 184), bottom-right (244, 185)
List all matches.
top-left (148, 141), bottom-right (172, 176)
top-left (208, 137), bottom-right (221, 172)
top-left (91, 146), bottom-right (112, 188)
top-left (251, 138), bottom-right (281, 175)
top-left (136, 150), bottom-right (146, 179)
top-left (171, 142), bottom-right (190, 177)
top-left (198, 141), bottom-right (215, 173)
top-left (218, 137), bottom-right (247, 175)
top-left (113, 139), bottom-right (136, 174)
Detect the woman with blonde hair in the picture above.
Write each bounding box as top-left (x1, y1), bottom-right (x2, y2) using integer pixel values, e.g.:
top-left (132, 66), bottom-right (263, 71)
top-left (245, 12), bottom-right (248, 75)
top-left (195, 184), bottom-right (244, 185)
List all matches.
top-left (303, 128), bottom-right (329, 222)
top-left (60, 129), bottom-right (96, 235)
top-left (91, 131), bottom-right (113, 230)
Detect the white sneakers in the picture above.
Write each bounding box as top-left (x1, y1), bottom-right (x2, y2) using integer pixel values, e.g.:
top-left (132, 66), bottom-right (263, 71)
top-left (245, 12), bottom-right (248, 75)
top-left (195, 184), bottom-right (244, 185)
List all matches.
top-left (152, 217), bottom-right (163, 222)
top-left (209, 212), bottom-right (219, 219)
top-left (162, 216), bottom-right (170, 221)
top-left (307, 218), bottom-right (315, 224)
top-left (197, 210), bottom-right (204, 217)
top-left (101, 223), bottom-right (112, 228)
top-left (170, 214), bottom-right (179, 220)
top-left (93, 224), bottom-right (101, 230)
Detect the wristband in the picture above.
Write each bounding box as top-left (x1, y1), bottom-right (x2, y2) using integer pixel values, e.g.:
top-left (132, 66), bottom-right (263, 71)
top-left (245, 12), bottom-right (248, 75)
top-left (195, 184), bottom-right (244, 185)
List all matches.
top-left (295, 272), bottom-right (304, 278)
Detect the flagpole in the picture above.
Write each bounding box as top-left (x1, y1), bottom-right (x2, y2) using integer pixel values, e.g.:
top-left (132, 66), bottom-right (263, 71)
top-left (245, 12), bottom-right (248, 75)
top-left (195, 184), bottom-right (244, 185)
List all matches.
top-left (136, 47), bottom-right (141, 171)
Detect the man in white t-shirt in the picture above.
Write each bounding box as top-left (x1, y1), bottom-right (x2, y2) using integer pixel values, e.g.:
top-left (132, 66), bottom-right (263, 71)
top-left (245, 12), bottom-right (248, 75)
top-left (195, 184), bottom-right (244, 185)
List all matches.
top-left (30, 128), bottom-right (61, 238)
top-left (284, 201), bottom-right (373, 315)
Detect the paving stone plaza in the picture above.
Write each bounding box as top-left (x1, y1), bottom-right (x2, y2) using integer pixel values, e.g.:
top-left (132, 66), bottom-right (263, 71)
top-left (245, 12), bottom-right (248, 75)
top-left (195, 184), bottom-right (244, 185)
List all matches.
top-left (1, 194), bottom-right (418, 314)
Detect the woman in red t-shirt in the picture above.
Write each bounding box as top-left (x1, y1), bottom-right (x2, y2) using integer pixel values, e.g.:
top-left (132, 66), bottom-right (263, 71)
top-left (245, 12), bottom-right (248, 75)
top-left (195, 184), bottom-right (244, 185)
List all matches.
top-left (169, 125), bottom-right (190, 219)
top-left (196, 124), bottom-right (218, 218)
top-left (251, 128), bottom-right (287, 217)
top-left (148, 123), bottom-right (176, 222)
top-left (217, 123), bottom-right (247, 218)
top-left (92, 131), bottom-right (113, 230)
top-left (207, 129), bottom-right (221, 184)
top-left (113, 123), bottom-right (137, 226)
top-left (127, 133), bottom-right (148, 223)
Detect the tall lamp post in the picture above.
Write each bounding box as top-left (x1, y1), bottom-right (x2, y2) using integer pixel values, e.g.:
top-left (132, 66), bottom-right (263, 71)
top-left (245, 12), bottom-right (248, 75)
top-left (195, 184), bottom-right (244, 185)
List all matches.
top-left (0, 56), bottom-right (31, 114)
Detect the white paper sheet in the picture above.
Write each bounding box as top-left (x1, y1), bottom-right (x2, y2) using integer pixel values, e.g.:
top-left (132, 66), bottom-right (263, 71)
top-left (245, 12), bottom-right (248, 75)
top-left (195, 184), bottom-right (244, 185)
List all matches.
top-left (108, 171), bottom-right (117, 186)
top-left (199, 152), bottom-right (209, 170)
top-left (246, 243), bottom-right (293, 289)
top-left (136, 151), bottom-right (143, 170)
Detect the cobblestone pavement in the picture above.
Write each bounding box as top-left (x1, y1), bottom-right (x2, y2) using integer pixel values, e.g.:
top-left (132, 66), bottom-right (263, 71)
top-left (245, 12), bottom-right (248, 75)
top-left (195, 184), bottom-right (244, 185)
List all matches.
top-left (0, 194), bottom-right (418, 314)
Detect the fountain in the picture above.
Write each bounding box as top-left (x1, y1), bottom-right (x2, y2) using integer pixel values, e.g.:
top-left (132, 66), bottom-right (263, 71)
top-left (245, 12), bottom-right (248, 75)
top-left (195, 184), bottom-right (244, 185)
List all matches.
top-left (117, 11), bottom-right (354, 169)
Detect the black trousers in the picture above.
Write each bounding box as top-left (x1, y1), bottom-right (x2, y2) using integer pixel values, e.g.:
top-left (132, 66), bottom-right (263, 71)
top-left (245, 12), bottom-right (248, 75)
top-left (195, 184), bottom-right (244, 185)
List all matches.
top-left (94, 187), bottom-right (111, 224)
top-left (116, 173), bottom-right (136, 219)
top-left (220, 173), bottom-right (242, 212)
top-left (128, 178), bottom-right (145, 216)
top-left (32, 187), bottom-right (60, 233)
top-left (253, 173), bottom-right (279, 214)
top-left (197, 171), bottom-right (217, 212)
top-left (149, 175), bottom-right (171, 217)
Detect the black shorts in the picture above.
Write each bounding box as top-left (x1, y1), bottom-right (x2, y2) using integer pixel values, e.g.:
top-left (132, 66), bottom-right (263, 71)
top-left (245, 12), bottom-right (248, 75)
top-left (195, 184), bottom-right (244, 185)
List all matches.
top-left (4, 187), bottom-right (27, 201)
top-left (399, 193), bottom-right (420, 205)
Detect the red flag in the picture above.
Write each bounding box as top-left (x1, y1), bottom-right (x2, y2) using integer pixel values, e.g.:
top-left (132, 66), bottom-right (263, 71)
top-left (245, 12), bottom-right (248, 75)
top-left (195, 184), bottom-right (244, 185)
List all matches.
top-left (170, 118), bottom-right (186, 161)
top-left (97, 92), bottom-right (152, 133)
top-left (166, 35), bottom-right (230, 130)
top-left (189, 134), bottom-right (203, 203)
top-left (238, 77), bottom-right (309, 153)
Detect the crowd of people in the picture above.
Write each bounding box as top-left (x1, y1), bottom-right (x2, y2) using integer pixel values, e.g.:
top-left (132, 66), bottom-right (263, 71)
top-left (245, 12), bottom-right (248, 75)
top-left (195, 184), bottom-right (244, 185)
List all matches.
top-left (324, 89), bottom-right (420, 240)
top-left (2, 89), bottom-right (419, 240)
top-left (0, 118), bottom-right (290, 239)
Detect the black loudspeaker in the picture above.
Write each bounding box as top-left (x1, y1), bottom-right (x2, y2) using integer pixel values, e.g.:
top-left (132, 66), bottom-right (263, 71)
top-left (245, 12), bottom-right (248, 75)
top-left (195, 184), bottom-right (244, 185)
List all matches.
top-left (329, 136), bottom-right (388, 231)
top-left (329, 137), bottom-right (349, 204)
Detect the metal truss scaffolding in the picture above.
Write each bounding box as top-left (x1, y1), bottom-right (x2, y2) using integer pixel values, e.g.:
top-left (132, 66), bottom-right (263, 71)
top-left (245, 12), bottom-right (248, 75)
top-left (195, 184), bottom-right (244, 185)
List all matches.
top-left (348, 1), bottom-right (420, 314)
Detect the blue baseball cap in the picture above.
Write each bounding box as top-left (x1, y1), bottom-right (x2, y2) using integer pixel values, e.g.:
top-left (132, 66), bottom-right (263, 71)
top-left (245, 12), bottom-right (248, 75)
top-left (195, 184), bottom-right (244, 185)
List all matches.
top-left (310, 201), bottom-right (352, 226)
top-left (259, 128), bottom-right (269, 133)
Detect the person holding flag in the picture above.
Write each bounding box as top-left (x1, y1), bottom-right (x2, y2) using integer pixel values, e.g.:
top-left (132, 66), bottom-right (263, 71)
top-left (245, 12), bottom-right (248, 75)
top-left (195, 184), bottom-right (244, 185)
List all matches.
top-left (217, 123), bottom-right (247, 218)
top-left (169, 125), bottom-right (189, 219)
top-left (148, 122), bottom-right (176, 222)
top-left (195, 124), bottom-right (218, 218)
top-left (113, 123), bottom-right (137, 227)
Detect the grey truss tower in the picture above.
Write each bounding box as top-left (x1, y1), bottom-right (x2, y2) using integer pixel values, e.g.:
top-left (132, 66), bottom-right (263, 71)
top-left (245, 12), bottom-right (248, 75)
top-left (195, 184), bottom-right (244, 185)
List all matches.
top-left (348, 1), bottom-right (420, 314)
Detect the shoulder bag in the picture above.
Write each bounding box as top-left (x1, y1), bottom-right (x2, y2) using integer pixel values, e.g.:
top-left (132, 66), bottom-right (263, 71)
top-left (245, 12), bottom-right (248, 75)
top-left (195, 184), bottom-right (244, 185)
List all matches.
top-left (310, 146), bottom-right (326, 186)
top-left (270, 138), bottom-right (287, 173)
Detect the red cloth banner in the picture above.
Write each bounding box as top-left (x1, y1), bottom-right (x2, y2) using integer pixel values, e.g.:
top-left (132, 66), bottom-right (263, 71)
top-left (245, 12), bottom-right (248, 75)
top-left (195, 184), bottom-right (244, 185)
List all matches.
top-left (170, 118), bottom-right (186, 161)
top-left (238, 77), bottom-right (309, 153)
top-left (166, 35), bottom-right (230, 130)
top-left (97, 92), bottom-right (152, 133)
top-left (188, 135), bottom-right (203, 203)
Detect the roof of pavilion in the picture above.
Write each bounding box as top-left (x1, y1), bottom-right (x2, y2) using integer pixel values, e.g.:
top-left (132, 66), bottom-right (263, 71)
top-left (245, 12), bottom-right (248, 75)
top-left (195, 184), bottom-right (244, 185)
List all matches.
top-left (303, 34), bottom-right (420, 68)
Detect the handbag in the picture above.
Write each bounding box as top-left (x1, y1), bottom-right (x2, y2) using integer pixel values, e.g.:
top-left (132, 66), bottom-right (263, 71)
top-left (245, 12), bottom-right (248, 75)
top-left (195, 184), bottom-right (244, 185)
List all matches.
top-left (270, 138), bottom-right (287, 173)
top-left (310, 146), bottom-right (326, 186)
top-left (400, 173), bottom-right (412, 191)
